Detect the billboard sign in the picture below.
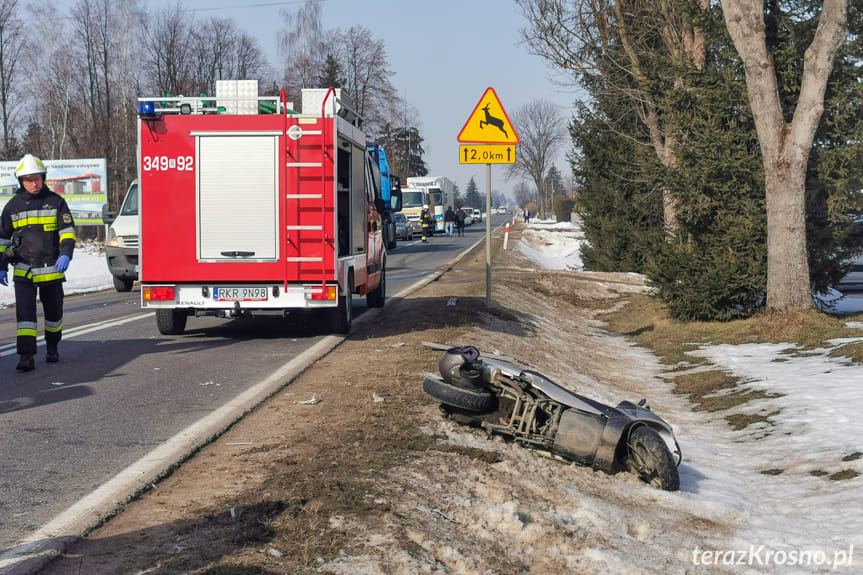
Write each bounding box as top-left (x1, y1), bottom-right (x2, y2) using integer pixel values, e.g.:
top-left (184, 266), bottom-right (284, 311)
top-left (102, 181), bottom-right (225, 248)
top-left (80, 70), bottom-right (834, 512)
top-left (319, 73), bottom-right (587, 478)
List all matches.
top-left (0, 158), bottom-right (107, 226)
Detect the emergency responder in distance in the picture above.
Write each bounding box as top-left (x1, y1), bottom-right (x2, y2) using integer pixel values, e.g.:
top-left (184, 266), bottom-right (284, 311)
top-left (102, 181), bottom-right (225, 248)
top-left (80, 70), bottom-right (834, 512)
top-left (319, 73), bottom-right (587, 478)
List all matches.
top-left (0, 154), bottom-right (76, 372)
top-left (420, 204), bottom-right (432, 243)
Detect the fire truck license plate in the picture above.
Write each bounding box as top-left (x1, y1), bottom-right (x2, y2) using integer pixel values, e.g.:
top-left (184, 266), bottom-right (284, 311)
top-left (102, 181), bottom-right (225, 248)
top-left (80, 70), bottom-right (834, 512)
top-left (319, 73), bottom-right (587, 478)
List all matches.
top-left (213, 287), bottom-right (268, 301)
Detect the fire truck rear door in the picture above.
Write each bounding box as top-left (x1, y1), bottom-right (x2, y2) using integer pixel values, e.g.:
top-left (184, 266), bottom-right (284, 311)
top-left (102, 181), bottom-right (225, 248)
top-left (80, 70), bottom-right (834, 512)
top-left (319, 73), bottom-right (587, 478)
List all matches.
top-left (195, 133), bottom-right (280, 261)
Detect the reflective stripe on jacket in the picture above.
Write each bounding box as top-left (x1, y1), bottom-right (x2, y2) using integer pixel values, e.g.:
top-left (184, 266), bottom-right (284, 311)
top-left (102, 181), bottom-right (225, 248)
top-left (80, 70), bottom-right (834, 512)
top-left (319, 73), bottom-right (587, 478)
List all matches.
top-left (0, 186), bottom-right (76, 282)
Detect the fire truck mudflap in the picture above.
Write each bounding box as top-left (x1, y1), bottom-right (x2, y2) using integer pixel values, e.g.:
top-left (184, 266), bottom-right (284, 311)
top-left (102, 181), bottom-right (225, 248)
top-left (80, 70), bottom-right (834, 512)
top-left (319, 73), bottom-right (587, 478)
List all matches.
top-left (138, 82), bottom-right (385, 335)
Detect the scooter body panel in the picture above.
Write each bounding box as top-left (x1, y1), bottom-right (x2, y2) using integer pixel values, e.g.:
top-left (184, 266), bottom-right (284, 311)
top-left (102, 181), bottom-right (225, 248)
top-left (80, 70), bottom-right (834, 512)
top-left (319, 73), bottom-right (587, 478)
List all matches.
top-left (553, 409), bottom-right (606, 467)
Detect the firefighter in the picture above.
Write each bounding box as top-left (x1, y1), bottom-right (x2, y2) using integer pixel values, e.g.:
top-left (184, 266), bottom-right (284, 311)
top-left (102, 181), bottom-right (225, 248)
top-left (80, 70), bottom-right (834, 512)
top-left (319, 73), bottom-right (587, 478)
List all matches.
top-left (420, 204), bottom-right (432, 242)
top-left (0, 154), bottom-right (76, 372)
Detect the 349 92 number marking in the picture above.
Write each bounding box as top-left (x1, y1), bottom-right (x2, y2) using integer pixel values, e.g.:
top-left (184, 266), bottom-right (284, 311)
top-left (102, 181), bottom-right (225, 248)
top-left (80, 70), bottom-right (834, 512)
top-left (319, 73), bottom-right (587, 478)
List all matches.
top-left (142, 155), bottom-right (194, 171)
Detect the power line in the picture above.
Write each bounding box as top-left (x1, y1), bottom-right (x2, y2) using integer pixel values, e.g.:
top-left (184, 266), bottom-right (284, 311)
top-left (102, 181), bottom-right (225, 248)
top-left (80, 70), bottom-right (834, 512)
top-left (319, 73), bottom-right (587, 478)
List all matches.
top-left (189, 0), bottom-right (324, 13)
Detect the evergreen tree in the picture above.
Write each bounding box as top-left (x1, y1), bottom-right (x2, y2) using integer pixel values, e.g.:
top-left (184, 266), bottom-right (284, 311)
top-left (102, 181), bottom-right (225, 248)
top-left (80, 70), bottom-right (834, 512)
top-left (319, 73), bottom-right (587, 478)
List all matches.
top-left (564, 1), bottom-right (863, 320)
top-left (572, 102), bottom-right (665, 274)
top-left (465, 177), bottom-right (481, 209)
top-left (375, 123), bottom-right (427, 178)
top-left (545, 164), bottom-right (566, 197)
top-left (317, 53), bottom-right (342, 88)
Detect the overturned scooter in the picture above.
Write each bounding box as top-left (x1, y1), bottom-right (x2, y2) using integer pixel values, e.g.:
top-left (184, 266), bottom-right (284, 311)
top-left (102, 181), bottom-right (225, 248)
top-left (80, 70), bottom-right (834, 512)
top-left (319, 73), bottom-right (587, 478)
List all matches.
top-left (423, 346), bottom-right (682, 491)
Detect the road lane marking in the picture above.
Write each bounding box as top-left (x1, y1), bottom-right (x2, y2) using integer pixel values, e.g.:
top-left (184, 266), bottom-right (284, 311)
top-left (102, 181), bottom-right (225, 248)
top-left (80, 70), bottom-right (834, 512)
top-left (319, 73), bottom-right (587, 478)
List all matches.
top-left (0, 313), bottom-right (153, 358)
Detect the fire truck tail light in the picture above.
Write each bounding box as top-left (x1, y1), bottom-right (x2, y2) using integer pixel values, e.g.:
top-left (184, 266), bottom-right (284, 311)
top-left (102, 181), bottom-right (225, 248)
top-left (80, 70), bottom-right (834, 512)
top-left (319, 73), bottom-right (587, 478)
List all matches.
top-left (308, 285), bottom-right (337, 301)
top-left (143, 286), bottom-right (176, 301)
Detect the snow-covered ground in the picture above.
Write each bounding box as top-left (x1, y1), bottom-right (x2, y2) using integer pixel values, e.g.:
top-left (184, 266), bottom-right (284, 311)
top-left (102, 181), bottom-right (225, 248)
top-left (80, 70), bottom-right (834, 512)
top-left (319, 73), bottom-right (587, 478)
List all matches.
top-left (4, 225), bottom-right (862, 572)
top-left (521, 220), bottom-right (863, 573)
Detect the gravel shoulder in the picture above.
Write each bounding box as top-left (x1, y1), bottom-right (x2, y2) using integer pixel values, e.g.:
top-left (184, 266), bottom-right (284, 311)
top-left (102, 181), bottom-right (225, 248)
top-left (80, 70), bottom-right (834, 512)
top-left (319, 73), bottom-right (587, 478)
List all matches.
top-left (41, 222), bottom-right (729, 575)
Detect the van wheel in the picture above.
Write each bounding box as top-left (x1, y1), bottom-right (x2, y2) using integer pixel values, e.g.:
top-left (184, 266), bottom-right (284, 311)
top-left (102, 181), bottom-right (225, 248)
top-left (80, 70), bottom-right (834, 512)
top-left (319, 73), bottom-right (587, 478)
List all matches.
top-left (113, 276), bottom-right (134, 292)
top-left (366, 257), bottom-right (386, 308)
top-left (156, 309), bottom-right (187, 335)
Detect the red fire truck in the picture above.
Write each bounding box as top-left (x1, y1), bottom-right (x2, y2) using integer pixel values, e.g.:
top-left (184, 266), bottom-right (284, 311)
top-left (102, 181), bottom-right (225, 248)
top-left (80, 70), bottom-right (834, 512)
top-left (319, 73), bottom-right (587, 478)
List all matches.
top-left (137, 82), bottom-right (390, 334)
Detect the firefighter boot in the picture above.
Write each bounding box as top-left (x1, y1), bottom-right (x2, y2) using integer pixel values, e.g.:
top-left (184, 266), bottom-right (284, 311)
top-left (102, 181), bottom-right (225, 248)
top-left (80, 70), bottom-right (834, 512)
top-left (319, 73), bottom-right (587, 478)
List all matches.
top-left (46, 344), bottom-right (59, 363)
top-left (16, 354), bottom-right (35, 372)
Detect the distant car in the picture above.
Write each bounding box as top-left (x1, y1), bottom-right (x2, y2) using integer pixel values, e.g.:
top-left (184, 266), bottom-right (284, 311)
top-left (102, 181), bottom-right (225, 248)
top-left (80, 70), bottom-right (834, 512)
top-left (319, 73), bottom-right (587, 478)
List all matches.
top-left (473, 208), bottom-right (482, 222)
top-left (497, 207), bottom-right (507, 214)
top-left (460, 209), bottom-right (473, 226)
top-left (839, 253), bottom-right (863, 291)
top-left (394, 212), bottom-right (415, 241)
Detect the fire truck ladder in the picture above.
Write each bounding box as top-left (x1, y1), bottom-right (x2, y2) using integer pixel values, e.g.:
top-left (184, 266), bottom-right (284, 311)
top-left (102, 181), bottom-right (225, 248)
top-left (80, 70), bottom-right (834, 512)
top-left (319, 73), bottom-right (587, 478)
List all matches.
top-left (281, 88), bottom-right (335, 294)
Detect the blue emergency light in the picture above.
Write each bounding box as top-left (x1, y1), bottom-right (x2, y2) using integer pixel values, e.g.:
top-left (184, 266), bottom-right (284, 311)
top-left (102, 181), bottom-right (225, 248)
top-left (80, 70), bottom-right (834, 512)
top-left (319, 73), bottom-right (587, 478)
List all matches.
top-left (138, 100), bottom-right (157, 119)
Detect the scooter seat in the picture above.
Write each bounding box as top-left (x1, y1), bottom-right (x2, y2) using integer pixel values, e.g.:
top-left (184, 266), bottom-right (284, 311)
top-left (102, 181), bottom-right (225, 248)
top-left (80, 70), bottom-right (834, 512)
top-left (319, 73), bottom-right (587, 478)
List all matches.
top-left (519, 370), bottom-right (606, 416)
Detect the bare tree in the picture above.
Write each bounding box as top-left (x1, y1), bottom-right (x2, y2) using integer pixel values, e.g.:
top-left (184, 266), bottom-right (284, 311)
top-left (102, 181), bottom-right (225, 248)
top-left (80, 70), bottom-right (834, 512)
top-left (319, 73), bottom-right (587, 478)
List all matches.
top-left (506, 100), bottom-right (565, 218)
top-left (141, 5), bottom-right (193, 96)
top-left (335, 26), bottom-right (396, 135)
top-left (70, 0), bottom-right (112, 158)
top-left (26, 2), bottom-right (76, 157)
top-left (720, 0), bottom-right (848, 312)
top-left (109, 0), bottom-right (144, 201)
top-left (278, 0), bottom-right (324, 101)
top-left (0, 0), bottom-right (24, 155)
top-left (512, 180), bottom-right (535, 209)
top-left (189, 18), bottom-right (237, 95)
top-left (235, 33), bottom-right (270, 83)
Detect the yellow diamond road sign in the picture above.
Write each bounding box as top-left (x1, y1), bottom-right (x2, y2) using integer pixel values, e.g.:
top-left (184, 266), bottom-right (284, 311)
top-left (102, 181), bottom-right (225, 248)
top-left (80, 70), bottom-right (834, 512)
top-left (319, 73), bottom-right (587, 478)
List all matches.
top-left (458, 87), bottom-right (519, 144)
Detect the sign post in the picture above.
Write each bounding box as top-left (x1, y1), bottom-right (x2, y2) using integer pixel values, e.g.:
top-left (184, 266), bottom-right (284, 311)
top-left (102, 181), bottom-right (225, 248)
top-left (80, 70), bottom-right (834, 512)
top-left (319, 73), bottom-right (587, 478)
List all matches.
top-left (458, 87), bottom-right (518, 306)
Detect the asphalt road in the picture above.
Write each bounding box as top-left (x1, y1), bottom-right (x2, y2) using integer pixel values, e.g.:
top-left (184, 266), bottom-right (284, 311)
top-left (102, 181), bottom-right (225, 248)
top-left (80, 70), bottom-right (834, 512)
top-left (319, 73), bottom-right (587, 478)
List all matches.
top-left (0, 214), bottom-right (508, 558)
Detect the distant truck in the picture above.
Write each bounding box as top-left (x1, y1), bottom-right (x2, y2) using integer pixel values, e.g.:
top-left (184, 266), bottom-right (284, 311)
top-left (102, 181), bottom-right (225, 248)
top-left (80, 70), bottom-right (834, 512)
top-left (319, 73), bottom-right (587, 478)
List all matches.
top-left (406, 176), bottom-right (456, 233)
top-left (400, 186), bottom-right (434, 230)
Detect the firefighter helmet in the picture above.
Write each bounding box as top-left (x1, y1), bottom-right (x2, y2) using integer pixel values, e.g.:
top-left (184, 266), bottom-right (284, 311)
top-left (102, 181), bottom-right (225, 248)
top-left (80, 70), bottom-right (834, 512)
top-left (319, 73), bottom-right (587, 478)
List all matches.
top-left (15, 154), bottom-right (47, 180)
top-left (438, 346), bottom-right (483, 388)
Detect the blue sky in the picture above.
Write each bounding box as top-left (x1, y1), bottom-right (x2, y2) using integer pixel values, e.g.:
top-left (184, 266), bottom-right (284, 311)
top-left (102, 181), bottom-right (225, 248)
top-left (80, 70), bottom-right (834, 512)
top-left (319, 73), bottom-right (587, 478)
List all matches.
top-left (63, 0), bottom-right (579, 197)
top-left (182, 0), bottom-right (579, 196)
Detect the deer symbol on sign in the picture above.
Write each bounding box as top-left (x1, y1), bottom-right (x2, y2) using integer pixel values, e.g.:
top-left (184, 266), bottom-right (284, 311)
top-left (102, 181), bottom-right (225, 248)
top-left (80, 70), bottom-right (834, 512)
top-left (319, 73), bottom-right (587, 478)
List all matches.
top-left (479, 104), bottom-right (508, 138)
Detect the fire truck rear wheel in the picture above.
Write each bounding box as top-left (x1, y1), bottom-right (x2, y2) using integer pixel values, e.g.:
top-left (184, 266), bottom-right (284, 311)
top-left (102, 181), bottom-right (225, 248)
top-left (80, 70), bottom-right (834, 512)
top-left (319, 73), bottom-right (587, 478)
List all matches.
top-left (367, 257), bottom-right (386, 308)
top-left (329, 274), bottom-right (353, 334)
top-left (156, 309), bottom-right (188, 335)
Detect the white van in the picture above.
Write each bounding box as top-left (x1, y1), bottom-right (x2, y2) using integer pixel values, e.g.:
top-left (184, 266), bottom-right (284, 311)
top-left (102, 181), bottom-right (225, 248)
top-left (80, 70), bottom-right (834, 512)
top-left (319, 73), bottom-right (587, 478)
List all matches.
top-left (472, 208), bottom-right (482, 223)
top-left (101, 180), bottom-right (138, 292)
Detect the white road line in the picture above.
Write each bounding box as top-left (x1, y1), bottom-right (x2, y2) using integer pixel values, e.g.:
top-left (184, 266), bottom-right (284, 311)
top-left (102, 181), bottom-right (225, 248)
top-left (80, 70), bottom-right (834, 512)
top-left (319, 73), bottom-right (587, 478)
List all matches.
top-left (0, 313), bottom-right (153, 358)
top-left (0, 334), bottom-right (343, 574)
top-left (0, 234), bottom-right (489, 573)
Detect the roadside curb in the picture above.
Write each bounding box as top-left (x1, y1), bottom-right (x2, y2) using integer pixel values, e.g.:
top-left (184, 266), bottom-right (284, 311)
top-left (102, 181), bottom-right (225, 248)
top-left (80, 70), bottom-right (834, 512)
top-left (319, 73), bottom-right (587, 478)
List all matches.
top-left (0, 220), bottom-right (514, 574)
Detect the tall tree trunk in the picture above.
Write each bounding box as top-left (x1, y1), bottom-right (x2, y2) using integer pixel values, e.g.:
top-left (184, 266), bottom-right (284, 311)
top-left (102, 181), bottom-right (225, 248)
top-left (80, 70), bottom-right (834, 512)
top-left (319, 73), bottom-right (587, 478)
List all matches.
top-left (764, 136), bottom-right (810, 310)
top-left (721, 0), bottom-right (847, 312)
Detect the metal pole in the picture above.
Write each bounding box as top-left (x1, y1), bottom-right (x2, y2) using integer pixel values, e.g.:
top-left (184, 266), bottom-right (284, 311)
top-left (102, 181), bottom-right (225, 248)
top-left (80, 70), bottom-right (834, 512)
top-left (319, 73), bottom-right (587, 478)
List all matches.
top-left (486, 163), bottom-right (492, 305)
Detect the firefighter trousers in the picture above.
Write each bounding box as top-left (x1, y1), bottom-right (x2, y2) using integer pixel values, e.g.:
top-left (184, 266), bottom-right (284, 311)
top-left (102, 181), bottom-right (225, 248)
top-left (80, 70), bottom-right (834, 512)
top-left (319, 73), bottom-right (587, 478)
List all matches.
top-left (15, 280), bottom-right (64, 356)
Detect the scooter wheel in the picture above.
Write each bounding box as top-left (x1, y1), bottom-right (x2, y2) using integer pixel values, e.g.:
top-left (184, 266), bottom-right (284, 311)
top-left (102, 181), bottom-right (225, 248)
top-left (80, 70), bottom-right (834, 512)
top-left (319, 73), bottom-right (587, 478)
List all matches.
top-left (624, 425), bottom-right (680, 491)
top-left (422, 376), bottom-right (496, 413)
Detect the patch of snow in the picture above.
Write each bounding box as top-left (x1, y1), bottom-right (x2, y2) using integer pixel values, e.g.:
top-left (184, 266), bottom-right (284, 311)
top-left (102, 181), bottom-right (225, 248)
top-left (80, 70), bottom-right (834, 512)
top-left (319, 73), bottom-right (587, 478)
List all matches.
top-left (0, 242), bottom-right (115, 309)
top-left (520, 218), bottom-right (863, 572)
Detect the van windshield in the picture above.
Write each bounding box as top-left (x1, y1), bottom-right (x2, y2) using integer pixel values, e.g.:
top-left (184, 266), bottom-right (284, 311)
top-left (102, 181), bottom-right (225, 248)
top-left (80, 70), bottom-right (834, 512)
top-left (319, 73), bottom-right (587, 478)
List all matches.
top-left (120, 183), bottom-right (138, 216)
top-left (402, 190), bottom-right (425, 209)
